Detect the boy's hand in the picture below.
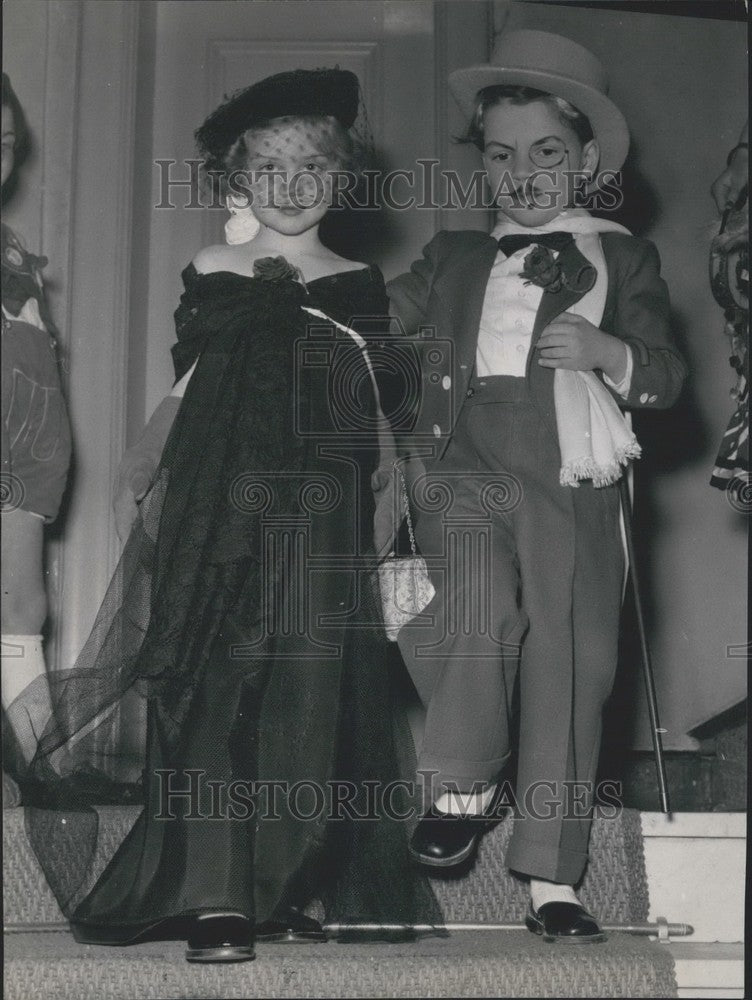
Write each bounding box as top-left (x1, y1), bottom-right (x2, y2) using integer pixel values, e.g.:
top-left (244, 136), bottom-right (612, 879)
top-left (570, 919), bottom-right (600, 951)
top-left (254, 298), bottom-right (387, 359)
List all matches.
top-left (537, 314), bottom-right (627, 382)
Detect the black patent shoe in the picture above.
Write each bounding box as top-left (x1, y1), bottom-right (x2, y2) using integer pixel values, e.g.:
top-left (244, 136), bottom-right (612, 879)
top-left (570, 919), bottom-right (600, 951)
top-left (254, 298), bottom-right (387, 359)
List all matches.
top-left (525, 901), bottom-right (607, 944)
top-left (185, 912), bottom-right (255, 962)
top-left (409, 804), bottom-right (493, 868)
top-left (256, 907), bottom-right (327, 943)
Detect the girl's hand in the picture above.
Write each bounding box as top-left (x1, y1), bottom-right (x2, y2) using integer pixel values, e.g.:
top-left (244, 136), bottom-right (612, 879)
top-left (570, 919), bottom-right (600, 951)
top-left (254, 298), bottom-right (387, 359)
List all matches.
top-left (113, 463), bottom-right (152, 542)
top-left (371, 467), bottom-right (392, 494)
top-left (372, 466), bottom-right (398, 560)
top-left (114, 487), bottom-right (140, 543)
top-left (537, 314), bottom-right (628, 382)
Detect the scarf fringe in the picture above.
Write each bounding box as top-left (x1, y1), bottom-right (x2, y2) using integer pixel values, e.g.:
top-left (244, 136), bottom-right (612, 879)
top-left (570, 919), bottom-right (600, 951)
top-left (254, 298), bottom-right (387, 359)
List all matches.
top-left (560, 440), bottom-right (642, 488)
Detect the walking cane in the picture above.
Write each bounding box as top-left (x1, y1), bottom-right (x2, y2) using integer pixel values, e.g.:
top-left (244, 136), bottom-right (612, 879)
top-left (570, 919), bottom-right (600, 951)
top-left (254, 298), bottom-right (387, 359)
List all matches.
top-left (618, 475), bottom-right (671, 813)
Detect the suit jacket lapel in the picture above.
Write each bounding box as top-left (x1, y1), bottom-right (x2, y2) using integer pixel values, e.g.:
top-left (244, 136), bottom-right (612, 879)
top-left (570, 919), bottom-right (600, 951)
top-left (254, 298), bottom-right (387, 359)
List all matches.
top-left (528, 240), bottom-right (597, 435)
top-left (530, 240), bottom-right (596, 345)
top-left (434, 236), bottom-right (498, 371)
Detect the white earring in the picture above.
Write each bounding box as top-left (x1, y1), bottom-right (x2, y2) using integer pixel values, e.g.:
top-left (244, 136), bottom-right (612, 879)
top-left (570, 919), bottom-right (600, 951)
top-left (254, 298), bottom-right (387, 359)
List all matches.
top-left (224, 192), bottom-right (261, 244)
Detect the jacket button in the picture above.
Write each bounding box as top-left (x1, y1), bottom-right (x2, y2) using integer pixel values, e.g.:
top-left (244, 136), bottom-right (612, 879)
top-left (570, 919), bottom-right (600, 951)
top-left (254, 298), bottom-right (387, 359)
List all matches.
top-left (433, 424), bottom-right (441, 437)
top-left (442, 375), bottom-right (451, 390)
top-left (648, 394), bottom-right (658, 403)
top-left (640, 392), bottom-right (649, 403)
top-left (466, 387), bottom-right (475, 398)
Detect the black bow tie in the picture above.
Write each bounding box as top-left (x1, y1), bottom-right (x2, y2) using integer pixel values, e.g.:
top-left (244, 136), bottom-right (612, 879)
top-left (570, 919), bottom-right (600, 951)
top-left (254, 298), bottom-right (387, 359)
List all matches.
top-left (497, 232), bottom-right (574, 257)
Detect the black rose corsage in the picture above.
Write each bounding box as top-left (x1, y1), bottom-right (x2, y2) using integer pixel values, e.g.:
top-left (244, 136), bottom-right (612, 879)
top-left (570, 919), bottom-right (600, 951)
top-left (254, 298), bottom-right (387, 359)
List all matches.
top-left (252, 255), bottom-right (307, 288)
top-left (521, 244), bottom-right (596, 295)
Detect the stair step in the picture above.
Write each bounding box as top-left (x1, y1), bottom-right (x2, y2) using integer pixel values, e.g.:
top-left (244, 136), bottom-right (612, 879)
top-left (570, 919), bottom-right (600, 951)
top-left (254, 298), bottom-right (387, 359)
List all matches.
top-left (641, 813), bottom-right (745, 942)
top-left (2, 928), bottom-right (678, 999)
top-left (3, 806), bottom-right (649, 927)
top-left (667, 942), bottom-right (745, 998)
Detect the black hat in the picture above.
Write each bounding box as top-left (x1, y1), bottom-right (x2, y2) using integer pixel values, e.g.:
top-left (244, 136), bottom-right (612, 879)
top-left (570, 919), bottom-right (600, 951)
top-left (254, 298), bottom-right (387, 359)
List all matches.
top-left (196, 68), bottom-right (359, 166)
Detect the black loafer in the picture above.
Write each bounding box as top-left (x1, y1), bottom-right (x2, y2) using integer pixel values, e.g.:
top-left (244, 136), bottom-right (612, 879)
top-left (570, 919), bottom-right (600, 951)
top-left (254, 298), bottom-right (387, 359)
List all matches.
top-left (185, 912), bottom-right (255, 962)
top-left (525, 901), bottom-right (606, 944)
top-left (409, 804), bottom-right (494, 868)
top-left (256, 907), bottom-right (327, 943)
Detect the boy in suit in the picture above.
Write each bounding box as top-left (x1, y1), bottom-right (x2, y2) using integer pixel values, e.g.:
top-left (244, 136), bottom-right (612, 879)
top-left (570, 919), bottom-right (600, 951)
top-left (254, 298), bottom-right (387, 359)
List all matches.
top-left (387, 30), bottom-right (687, 942)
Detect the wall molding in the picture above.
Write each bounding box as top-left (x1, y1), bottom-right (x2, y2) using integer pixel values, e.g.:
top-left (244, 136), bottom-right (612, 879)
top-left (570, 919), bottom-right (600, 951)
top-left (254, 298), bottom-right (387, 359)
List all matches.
top-left (37, 1), bottom-right (83, 673)
top-left (55, 0), bottom-right (141, 672)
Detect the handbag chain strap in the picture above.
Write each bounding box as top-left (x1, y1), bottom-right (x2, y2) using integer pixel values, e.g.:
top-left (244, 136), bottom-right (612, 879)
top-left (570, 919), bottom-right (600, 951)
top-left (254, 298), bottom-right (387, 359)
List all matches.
top-left (299, 307), bottom-right (418, 560)
top-left (395, 463), bottom-right (418, 557)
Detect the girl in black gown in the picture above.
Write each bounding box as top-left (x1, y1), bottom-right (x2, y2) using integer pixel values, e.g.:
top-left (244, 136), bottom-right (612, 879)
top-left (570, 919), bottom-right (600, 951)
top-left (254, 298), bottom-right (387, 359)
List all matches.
top-left (26, 68), bottom-right (438, 963)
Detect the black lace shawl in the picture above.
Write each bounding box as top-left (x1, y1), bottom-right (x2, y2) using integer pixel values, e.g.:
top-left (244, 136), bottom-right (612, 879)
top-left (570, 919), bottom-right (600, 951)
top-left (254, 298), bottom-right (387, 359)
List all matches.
top-left (26, 263), bottom-right (440, 933)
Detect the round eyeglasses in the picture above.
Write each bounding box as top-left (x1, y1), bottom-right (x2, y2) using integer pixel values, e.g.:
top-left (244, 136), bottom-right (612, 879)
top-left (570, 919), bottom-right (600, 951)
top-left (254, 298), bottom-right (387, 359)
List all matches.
top-left (528, 142), bottom-right (570, 168)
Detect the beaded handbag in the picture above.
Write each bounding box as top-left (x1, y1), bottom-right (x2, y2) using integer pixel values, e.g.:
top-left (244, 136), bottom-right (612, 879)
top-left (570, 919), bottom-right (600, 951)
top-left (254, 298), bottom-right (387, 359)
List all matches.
top-left (377, 464), bottom-right (435, 641)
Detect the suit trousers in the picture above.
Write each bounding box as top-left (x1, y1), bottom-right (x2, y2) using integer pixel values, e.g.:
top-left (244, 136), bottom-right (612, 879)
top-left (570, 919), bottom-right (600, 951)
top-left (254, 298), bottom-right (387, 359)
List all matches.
top-left (397, 375), bottom-right (623, 883)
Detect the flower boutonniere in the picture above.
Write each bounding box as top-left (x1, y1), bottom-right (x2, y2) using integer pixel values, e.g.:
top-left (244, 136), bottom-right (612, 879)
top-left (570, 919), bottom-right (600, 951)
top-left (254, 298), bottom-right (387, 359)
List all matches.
top-left (521, 244), bottom-right (597, 295)
top-left (521, 245), bottom-right (564, 292)
top-left (252, 255), bottom-right (307, 290)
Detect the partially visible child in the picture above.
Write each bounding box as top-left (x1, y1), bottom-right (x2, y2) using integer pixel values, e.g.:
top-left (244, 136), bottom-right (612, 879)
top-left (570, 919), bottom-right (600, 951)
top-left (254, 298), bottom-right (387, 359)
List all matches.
top-left (1, 73), bottom-right (71, 801)
top-left (388, 30), bottom-right (687, 943)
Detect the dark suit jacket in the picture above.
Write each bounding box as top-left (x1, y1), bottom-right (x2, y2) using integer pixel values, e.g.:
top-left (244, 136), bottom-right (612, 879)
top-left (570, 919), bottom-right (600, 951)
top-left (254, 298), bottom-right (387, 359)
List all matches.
top-left (386, 229), bottom-right (688, 466)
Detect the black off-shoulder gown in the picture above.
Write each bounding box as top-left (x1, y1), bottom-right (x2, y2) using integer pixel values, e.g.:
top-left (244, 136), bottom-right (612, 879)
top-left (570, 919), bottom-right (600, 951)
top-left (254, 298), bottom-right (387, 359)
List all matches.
top-left (26, 263), bottom-right (439, 941)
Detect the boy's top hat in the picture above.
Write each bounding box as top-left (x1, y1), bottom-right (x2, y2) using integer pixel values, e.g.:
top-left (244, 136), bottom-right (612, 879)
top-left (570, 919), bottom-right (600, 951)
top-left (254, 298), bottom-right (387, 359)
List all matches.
top-left (449, 29), bottom-right (629, 172)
